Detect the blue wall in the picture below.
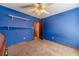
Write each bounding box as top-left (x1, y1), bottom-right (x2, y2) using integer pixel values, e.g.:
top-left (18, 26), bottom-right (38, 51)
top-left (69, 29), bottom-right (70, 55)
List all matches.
top-left (1, 5), bottom-right (79, 48)
top-left (43, 7), bottom-right (79, 48)
top-left (0, 5), bottom-right (40, 46)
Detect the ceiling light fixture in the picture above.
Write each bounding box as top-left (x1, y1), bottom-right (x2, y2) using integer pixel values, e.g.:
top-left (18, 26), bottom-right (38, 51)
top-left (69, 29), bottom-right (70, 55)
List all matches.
top-left (33, 3), bottom-right (49, 15)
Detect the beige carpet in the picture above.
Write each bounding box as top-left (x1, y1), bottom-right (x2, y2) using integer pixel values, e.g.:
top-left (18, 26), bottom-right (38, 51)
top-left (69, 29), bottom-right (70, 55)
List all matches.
top-left (8, 37), bottom-right (79, 56)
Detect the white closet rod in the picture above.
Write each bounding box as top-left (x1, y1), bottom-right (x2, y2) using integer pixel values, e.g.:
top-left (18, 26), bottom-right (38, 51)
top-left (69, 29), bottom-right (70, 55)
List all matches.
top-left (9, 14), bottom-right (30, 21)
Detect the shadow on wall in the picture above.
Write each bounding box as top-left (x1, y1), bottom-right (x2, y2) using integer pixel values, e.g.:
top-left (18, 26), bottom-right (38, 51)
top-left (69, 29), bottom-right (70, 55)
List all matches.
top-left (0, 5), bottom-right (40, 46)
top-left (43, 7), bottom-right (79, 48)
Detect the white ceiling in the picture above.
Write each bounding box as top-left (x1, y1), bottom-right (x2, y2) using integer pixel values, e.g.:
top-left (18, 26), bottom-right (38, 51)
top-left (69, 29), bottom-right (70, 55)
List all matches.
top-left (0, 3), bottom-right (79, 18)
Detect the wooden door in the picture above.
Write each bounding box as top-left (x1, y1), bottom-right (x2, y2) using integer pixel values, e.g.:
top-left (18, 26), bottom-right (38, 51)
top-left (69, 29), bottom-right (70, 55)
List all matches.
top-left (34, 21), bottom-right (44, 39)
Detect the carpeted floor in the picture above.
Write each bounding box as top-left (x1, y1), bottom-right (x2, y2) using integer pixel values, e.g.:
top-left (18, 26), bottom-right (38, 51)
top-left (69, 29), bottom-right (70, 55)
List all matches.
top-left (8, 37), bottom-right (79, 56)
